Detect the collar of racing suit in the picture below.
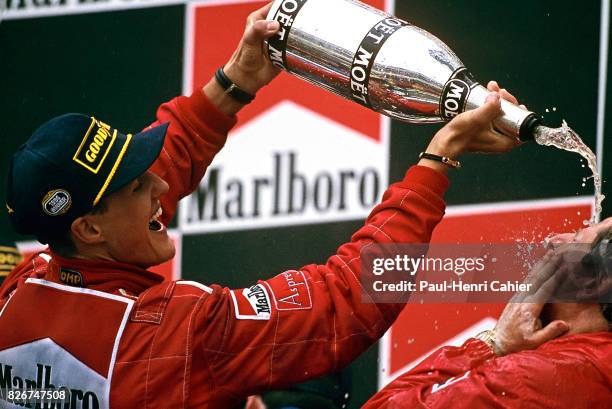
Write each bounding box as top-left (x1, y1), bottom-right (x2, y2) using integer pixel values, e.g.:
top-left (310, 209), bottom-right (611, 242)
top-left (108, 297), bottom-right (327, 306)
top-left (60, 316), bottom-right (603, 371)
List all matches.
top-left (0, 251), bottom-right (165, 299)
top-left (48, 253), bottom-right (165, 295)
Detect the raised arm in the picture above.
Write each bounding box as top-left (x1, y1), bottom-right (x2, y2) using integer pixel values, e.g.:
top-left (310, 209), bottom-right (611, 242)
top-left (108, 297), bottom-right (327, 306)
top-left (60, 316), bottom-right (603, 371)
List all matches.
top-left (196, 164), bottom-right (449, 407)
top-left (146, 3), bottom-right (281, 224)
top-left (190, 81), bottom-right (524, 405)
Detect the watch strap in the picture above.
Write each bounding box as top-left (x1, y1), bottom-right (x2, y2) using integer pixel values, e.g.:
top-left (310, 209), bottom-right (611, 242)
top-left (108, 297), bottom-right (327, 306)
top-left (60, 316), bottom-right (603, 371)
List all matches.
top-left (214, 67), bottom-right (256, 104)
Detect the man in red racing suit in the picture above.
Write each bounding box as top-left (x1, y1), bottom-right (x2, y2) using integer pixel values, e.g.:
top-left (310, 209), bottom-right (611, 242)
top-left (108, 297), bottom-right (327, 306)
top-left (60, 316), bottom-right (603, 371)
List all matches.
top-left (363, 333), bottom-right (611, 409)
top-left (364, 221), bottom-right (612, 409)
top-left (0, 4), bottom-right (521, 409)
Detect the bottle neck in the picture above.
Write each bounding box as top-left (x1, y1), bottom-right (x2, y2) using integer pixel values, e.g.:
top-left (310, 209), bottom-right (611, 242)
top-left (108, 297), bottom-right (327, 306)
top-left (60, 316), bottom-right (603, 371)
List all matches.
top-left (465, 85), bottom-right (539, 141)
top-left (519, 113), bottom-right (541, 141)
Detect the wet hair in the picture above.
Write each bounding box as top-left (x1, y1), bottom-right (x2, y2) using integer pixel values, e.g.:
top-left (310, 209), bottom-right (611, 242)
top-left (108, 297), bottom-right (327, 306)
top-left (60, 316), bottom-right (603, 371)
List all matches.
top-left (595, 239), bottom-right (612, 325)
top-left (568, 239), bottom-right (611, 326)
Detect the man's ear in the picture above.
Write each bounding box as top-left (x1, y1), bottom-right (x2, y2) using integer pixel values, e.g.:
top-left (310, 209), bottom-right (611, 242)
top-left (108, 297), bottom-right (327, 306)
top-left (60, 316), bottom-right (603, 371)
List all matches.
top-left (70, 215), bottom-right (104, 245)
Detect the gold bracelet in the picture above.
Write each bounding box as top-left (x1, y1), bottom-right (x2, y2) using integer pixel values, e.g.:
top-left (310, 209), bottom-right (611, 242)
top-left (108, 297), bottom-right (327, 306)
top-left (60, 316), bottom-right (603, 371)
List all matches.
top-left (474, 329), bottom-right (498, 354)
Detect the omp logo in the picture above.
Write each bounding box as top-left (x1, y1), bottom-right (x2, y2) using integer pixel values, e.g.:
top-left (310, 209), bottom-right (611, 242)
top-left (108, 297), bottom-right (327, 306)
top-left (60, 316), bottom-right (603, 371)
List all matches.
top-left (73, 118), bottom-right (117, 174)
top-left (59, 268), bottom-right (84, 287)
top-left (41, 189), bottom-right (72, 216)
top-left (441, 79), bottom-right (470, 119)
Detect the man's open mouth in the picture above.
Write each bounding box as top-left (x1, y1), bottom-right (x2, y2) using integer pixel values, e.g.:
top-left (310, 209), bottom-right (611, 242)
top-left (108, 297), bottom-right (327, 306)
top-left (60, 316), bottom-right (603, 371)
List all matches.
top-left (149, 206), bottom-right (164, 231)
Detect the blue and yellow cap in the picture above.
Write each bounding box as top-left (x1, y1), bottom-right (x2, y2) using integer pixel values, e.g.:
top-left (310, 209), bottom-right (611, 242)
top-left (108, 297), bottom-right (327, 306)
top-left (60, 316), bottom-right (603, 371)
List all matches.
top-left (6, 114), bottom-right (168, 242)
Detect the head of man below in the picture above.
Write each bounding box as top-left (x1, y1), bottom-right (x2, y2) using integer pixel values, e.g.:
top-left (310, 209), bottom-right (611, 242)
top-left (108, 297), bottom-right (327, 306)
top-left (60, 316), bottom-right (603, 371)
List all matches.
top-left (6, 114), bottom-right (174, 269)
top-left (543, 273), bottom-right (610, 343)
top-left (542, 300), bottom-right (610, 336)
top-left (363, 219), bottom-right (611, 409)
top-left (492, 220), bottom-right (612, 357)
top-left (546, 219), bottom-right (612, 332)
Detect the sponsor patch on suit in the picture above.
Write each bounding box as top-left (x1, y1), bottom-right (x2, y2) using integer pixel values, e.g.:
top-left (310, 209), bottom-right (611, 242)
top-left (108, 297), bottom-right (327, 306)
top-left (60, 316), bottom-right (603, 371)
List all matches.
top-left (59, 268), bottom-right (84, 287)
top-left (230, 284), bottom-right (272, 320)
top-left (264, 270), bottom-right (312, 311)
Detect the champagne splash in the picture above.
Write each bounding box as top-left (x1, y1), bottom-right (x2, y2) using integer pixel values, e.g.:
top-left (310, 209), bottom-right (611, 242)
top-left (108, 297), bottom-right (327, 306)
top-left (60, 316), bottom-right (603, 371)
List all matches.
top-left (533, 121), bottom-right (604, 225)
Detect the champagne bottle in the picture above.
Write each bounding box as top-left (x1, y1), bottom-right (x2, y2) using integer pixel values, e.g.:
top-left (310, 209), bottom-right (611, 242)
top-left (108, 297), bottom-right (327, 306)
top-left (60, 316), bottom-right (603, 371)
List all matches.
top-left (266, 0), bottom-right (540, 141)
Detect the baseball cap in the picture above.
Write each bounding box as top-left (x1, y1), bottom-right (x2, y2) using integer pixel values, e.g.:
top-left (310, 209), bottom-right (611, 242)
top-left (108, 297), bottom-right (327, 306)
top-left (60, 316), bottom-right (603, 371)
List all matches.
top-left (6, 113), bottom-right (168, 242)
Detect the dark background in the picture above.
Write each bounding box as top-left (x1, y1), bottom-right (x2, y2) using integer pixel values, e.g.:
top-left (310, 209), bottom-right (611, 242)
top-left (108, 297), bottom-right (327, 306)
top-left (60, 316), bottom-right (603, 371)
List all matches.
top-left (1, 1), bottom-right (609, 407)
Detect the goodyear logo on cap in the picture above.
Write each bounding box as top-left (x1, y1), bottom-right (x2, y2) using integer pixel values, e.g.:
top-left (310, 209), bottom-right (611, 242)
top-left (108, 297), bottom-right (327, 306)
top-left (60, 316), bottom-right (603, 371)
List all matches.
top-left (73, 117), bottom-right (117, 174)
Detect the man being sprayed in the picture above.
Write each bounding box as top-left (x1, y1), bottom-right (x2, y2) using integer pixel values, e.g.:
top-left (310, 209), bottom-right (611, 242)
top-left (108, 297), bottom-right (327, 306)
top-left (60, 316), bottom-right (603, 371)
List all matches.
top-left (364, 219), bottom-right (612, 409)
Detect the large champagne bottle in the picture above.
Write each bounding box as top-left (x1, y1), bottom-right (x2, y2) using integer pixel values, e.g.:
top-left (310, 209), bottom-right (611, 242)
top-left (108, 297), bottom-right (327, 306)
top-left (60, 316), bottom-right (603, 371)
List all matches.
top-left (266, 0), bottom-right (540, 141)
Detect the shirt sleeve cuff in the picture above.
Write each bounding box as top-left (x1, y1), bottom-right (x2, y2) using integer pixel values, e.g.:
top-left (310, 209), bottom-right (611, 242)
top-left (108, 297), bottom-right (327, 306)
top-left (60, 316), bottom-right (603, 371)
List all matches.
top-left (465, 338), bottom-right (497, 360)
top-left (400, 165), bottom-right (450, 211)
top-left (404, 166), bottom-right (450, 195)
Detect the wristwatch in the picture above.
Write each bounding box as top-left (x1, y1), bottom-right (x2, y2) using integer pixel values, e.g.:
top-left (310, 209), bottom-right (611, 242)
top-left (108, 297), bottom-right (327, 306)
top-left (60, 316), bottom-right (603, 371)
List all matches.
top-left (474, 329), bottom-right (498, 355)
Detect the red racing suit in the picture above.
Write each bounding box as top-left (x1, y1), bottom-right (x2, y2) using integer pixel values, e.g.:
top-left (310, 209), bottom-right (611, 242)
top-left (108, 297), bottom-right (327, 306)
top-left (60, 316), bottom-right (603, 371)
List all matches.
top-left (0, 89), bottom-right (449, 408)
top-left (364, 332), bottom-right (612, 409)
